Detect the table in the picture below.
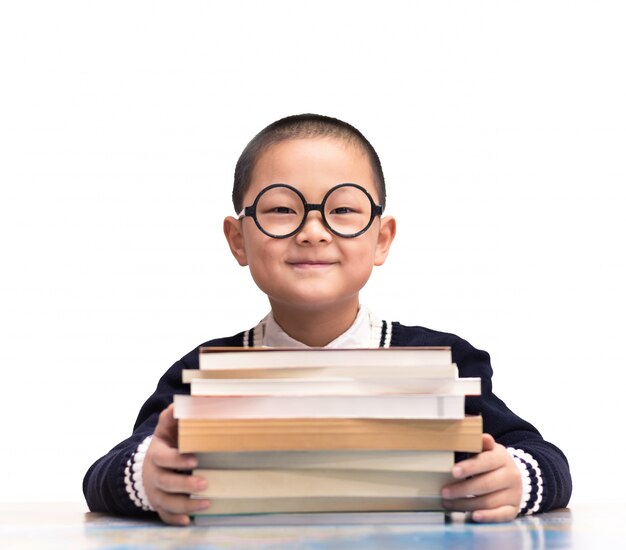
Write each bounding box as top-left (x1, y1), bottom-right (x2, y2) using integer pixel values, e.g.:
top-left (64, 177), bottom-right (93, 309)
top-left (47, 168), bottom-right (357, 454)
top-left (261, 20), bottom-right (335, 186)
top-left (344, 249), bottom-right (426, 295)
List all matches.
top-left (0, 502), bottom-right (620, 549)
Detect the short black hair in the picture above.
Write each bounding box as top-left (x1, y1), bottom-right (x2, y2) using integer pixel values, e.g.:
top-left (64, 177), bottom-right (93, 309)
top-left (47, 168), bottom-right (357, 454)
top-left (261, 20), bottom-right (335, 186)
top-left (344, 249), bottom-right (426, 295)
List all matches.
top-left (232, 114), bottom-right (386, 213)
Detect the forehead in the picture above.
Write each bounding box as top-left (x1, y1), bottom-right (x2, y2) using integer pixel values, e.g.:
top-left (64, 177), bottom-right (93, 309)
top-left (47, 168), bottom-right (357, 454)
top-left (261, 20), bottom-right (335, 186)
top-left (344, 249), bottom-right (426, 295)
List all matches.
top-left (246, 137), bottom-right (377, 203)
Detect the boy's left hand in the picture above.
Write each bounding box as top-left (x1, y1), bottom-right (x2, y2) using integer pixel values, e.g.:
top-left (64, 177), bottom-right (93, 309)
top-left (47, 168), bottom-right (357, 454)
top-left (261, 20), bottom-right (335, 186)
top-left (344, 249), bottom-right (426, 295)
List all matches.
top-left (441, 433), bottom-right (522, 523)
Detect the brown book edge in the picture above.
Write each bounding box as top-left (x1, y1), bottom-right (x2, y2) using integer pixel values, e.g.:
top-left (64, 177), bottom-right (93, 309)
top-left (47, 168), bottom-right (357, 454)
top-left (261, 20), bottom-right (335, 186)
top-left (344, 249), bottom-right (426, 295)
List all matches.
top-left (178, 416), bottom-right (483, 453)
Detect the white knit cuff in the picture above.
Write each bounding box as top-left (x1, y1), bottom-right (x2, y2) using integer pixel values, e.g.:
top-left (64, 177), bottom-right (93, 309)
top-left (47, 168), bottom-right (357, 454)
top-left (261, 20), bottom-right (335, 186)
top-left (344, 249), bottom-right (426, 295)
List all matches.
top-left (124, 435), bottom-right (156, 512)
top-left (507, 447), bottom-right (543, 515)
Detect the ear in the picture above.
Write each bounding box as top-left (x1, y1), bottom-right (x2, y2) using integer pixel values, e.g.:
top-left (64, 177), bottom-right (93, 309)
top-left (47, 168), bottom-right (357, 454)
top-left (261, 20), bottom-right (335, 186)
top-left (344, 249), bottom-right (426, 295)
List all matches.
top-left (374, 215), bottom-right (396, 266)
top-left (223, 216), bottom-right (249, 266)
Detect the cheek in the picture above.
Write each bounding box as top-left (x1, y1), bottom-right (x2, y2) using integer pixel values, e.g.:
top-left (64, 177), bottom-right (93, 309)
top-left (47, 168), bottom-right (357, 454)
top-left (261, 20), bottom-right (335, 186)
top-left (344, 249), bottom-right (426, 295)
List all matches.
top-left (345, 238), bottom-right (378, 263)
top-left (246, 257), bottom-right (279, 296)
top-left (244, 239), bottom-right (284, 276)
top-left (343, 241), bottom-right (377, 279)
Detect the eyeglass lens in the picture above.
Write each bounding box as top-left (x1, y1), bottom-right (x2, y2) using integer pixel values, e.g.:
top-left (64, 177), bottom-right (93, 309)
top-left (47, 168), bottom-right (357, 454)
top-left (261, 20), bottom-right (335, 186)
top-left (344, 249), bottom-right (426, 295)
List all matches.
top-left (255, 185), bottom-right (373, 237)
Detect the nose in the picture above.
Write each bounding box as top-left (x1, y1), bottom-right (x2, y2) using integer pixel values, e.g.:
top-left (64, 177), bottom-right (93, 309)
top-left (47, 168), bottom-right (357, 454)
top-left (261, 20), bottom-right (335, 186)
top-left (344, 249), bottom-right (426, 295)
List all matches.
top-left (295, 210), bottom-right (333, 244)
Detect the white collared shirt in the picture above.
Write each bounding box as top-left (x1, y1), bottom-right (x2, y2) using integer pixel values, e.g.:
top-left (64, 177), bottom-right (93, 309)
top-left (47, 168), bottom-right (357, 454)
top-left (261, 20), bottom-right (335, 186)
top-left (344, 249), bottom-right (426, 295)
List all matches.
top-left (260, 305), bottom-right (382, 348)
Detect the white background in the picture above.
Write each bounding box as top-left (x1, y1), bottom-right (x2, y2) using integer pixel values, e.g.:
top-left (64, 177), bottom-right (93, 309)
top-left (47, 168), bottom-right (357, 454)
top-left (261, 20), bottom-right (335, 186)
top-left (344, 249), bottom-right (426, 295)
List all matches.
top-left (1, 1), bottom-right (624, 505)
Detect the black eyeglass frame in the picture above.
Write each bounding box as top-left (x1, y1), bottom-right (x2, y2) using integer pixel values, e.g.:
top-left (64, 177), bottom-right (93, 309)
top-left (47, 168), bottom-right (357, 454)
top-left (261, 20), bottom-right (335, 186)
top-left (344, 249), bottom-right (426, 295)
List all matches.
top-left (238, 183), bottom-right (384, 239)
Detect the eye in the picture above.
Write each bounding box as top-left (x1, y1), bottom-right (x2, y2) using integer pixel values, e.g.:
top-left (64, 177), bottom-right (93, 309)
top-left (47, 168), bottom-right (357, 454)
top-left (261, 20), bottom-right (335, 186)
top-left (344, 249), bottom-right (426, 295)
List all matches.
top-left (269, 206), bottom-right (296, 214)
top-left (330, 207), bottom-right (355, 215)
top-left (263, 206), bottom-right (296, 215)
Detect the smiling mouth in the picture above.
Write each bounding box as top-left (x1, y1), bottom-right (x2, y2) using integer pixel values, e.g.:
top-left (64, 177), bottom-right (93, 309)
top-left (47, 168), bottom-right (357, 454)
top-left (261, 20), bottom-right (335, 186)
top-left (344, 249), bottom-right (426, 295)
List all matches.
top-left (287, 261), bottom-right (337, 268)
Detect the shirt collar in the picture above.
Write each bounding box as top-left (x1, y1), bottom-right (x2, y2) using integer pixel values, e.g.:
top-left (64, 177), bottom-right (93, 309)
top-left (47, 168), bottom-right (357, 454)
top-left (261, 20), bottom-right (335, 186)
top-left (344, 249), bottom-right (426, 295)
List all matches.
top-left (262, 305), bottom-right (374, 348)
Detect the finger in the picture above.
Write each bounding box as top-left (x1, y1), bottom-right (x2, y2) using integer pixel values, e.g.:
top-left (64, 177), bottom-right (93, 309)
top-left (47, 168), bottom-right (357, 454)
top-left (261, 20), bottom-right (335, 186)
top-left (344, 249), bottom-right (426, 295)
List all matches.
top-left (442, 487), bottom-right (516, 512)
top-left (159, 509), bottom-right (192, 527)
top-left (149, 438), bottom-right (198, 471)
top-left (154, 404), bottom-right (178, 445)
top-left (452, 443), bottom-right (506, 479)
top-left (443, 466), bottom-right (512, 499)
top-left (154, 492), bottom-right (212, 517)
top-left (471, 505), bottom-right (519, 523)
top-left (481, 433), bottom-right (496, 451)
top-left (155, 471), bottom-right (208, 495)
top-left (452, 455), bottom-right (502, 480)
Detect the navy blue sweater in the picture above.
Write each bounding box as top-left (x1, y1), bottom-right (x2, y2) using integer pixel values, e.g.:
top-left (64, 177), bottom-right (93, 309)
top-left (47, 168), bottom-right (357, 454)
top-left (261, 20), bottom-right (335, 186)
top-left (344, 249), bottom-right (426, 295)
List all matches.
top-left (83, 323), bottom-right (572, 517)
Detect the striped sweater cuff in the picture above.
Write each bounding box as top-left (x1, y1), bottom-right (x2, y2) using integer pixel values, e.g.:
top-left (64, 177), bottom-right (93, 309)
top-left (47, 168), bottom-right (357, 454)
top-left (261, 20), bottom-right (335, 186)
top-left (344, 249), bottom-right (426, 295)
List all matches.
top-left (124, 435), bottom-right (156, 512)
top-left (507, 447), bottom-right (543, 515)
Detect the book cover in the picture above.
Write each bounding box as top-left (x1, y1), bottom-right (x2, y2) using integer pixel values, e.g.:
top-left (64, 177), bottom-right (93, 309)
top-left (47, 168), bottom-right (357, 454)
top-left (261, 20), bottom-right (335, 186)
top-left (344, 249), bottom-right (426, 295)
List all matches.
top-left (194, 450), bottom-right (455, 472)
top-left (191, 469), bottom-right (453, 499)
top-left (174, 394), bottom-right (466, 420)
top-left (192, 510), bottom-right (445, 526)
top-left (189, 496), bottom-right (446, 515)
top-left (184, 363), bottom-right (460, 380)
top-left (188, 376), bottom-right (480, 396)
top-left (199, 346), bottom-right (453, 370)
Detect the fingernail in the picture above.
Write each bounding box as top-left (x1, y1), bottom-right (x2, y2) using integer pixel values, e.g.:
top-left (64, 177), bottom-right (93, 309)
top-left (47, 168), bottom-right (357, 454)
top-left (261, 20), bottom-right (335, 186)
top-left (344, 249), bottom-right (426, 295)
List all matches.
top-left (196, 478), bottom-right (208, 491)
top-left (472, 512), bottom-right (484, 522)
top-left (441, 488), bottom-right (451, 499)
top-left (187, 458), bottom-right (198, 468)
top-left (452, 466), bottom-right (463, 478)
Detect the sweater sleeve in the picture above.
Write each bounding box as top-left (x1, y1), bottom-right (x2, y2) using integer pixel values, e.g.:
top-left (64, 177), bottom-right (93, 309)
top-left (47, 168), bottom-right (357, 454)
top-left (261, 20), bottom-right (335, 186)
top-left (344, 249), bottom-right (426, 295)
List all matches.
top-left (390, 322), bottom-right (572, 514)
top-left (82, 355), bottom-right (192, 516)
top-left (83, 333), bottom-right (245, 516)
top-left (454, 338), bottom-right (572, 513)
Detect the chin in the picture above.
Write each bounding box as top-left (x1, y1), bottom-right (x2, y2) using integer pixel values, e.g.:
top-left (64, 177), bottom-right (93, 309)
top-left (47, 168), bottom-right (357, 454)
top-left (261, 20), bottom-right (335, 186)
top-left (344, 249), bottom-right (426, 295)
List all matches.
top-left (273, 290), bottom-right (359, 312)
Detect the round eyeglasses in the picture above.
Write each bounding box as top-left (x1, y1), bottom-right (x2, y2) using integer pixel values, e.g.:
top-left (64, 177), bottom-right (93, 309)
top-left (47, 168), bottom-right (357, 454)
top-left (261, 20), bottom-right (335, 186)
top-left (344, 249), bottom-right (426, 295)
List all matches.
top-left (238, 183), bottom-right (384, 239)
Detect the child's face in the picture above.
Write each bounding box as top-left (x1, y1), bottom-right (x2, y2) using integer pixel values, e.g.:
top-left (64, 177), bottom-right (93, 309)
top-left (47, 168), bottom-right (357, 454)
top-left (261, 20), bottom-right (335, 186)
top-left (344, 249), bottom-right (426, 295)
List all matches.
top-left (224, 137), bottom-right (396, 314)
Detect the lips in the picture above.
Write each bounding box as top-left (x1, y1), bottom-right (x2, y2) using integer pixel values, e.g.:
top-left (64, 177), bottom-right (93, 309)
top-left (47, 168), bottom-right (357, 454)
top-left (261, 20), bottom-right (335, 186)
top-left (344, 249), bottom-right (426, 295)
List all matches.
top-left (287, 260), bottom-right (337, 267)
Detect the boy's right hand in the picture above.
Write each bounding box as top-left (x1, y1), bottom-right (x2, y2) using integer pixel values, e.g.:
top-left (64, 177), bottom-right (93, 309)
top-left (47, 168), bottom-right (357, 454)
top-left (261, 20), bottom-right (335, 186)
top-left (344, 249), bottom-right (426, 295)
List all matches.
top-left (143, 404), bottom-right (211, 525)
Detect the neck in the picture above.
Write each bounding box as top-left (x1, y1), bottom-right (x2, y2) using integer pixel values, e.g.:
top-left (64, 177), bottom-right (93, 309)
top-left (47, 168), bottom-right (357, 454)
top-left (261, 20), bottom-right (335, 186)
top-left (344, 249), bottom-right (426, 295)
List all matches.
top-left (269, 298), bottom-right (360, 347)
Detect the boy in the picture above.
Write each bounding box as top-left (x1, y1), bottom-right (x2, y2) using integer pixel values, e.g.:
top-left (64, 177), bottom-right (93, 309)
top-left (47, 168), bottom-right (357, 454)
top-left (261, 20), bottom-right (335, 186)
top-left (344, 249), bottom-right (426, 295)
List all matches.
top-left (83, 114), bottom-right (572, 526)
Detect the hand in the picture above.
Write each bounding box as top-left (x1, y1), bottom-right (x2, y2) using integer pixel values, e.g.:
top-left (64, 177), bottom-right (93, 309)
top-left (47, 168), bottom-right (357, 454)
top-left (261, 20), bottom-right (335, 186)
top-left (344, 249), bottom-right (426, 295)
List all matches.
top-left (441, 433), bottom-right (522, 523)
top-left (143, 404), bottom-right (211, 525)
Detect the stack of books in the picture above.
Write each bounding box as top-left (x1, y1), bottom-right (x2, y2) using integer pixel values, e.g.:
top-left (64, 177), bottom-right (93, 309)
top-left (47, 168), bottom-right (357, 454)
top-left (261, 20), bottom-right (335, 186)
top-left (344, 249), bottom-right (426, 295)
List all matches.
top-left (173, 346), bottom-right (482, 522)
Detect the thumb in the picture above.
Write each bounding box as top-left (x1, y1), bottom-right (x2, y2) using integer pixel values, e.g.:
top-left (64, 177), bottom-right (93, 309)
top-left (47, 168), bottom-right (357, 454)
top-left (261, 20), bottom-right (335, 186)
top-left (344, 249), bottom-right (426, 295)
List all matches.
top-left (482, 433), bottom-right (496, 452)
top-left (154, 403), bottom-right (178, 446)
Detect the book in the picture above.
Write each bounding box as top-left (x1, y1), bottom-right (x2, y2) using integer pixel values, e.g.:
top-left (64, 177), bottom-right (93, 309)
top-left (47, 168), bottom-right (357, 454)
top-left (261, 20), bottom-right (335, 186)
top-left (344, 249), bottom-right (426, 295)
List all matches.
top-left (183, 363), bottom-right (460, 381)
top-left (189, 496), bottom-right (445, 515)
top-left (176, 345), bottom-right (482, 519)
top-left (195, 450), bottom-right (455, 471)
top-left (190, 469), bottom-right (453, 499)
top-left (199, 346), bottom-right (453, 370)
top-left (178, 416), bottom-right (483, 453)
top-left (193, 511), bottom-right (445, 526)
top-left (174, 394), bottom-right (465, 420)
top-left (189, 376), bottom-right (481, 396)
